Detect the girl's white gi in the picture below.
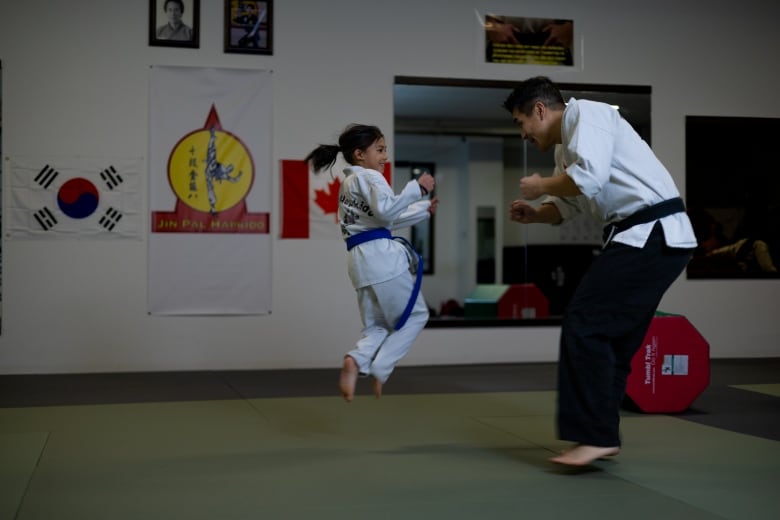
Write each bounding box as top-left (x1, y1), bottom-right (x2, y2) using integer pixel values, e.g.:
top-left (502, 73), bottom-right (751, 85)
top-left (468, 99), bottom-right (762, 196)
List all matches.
top-left (339, 165), bottom-right (432, 383)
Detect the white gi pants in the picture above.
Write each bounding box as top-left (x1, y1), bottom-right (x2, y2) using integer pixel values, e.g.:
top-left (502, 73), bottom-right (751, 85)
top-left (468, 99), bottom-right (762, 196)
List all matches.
top-left (348, 270), bottom-right (429, 384)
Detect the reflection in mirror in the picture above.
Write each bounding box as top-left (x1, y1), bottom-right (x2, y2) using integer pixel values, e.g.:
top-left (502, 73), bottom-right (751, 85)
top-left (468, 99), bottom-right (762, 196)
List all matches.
top-left (393, 76), bottom-right (652, 326)
top-left (395, 161), bottom-right (436, 275)
top-left (476, 206), bottom-right (496, 283)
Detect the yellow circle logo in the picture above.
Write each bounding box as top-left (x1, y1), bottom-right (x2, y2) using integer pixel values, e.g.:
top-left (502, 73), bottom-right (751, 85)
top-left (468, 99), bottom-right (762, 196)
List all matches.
top-left (169, 127), bottom-right (253, 214)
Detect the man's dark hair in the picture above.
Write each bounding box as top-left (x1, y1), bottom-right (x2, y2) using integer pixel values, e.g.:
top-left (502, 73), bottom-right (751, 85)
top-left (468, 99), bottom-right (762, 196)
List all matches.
top-left (164, 0), bottom-right (185, 13)
top-left (502, 76), bottom-right (565, 115)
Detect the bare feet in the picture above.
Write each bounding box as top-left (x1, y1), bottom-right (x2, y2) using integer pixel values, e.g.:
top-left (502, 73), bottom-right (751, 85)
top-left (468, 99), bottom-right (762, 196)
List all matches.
top-left (339, 356), bottom-right (358, 402)
top-left (373, 378), bottom-right (382, 399)
top-left (560, 444), bottom-right (620, 458)
top-left (550, 445), bottom-right (621, 466)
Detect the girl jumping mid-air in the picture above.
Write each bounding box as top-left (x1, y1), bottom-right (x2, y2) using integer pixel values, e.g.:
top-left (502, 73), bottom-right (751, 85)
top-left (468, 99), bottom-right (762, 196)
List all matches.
top-left (305, 124), bottom-right (438, 402)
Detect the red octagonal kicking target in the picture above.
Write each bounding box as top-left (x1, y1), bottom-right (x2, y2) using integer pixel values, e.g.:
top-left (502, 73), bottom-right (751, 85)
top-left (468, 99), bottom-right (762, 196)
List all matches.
top-left (625, 313), bottom-right (710, 413)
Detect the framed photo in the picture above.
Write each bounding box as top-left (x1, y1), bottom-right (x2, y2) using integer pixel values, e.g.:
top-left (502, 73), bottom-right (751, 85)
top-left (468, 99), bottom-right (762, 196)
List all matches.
top-left (224, 0), bottom-right (273, 55)
top-left (149, 0), bottom-right (200, 48)
top-left (484, 14), bottom-right (574, 66)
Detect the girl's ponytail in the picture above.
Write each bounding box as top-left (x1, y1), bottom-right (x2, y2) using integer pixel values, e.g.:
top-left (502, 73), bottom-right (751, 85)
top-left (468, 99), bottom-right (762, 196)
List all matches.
top-left (305, 144), bottom-right (341, 173)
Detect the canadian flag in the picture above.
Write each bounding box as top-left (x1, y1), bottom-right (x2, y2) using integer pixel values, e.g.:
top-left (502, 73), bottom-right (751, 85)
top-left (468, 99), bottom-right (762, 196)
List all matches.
top-left (279, 159), bottom-right (392, 239)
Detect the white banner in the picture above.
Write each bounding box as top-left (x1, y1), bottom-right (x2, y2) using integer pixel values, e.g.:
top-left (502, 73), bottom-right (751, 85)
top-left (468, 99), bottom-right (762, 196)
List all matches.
top-left (5, 155), bottom-right (143, 240)
top-left (148, 66), bottom-right (273, 315)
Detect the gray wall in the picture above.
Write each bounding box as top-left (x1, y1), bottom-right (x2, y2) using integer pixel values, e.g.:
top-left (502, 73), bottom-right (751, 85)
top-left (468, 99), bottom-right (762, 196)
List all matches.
top-left (1, 0), bottom-right (778, 373)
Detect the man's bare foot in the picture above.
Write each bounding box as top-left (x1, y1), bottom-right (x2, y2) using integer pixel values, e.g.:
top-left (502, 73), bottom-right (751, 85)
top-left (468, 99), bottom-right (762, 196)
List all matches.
top-left (339, 356), bottom-right (358, 402)
top-left (373, 378), bottom-right (382, 399)
top-left (560, 445), bottom-right (620, 458)
top-left (550, 445), bottom-right (621, 466)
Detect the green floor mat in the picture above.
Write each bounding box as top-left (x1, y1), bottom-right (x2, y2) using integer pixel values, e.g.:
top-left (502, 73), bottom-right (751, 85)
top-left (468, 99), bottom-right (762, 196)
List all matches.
top-left (730, 383), bottom-right (780, 398)
top-left (0, 392), bottom-right (777, 519)
top-left (0, 432), bottom-right (49, 519)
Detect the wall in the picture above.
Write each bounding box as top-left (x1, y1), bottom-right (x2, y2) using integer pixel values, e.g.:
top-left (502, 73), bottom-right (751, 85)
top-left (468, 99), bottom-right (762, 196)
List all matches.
top-left (1, 0), bottom-right (778, 374)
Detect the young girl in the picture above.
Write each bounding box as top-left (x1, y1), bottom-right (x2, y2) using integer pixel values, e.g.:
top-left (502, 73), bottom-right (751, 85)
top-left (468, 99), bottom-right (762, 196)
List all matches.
top-left (305, 124), bottom-right (438, 402)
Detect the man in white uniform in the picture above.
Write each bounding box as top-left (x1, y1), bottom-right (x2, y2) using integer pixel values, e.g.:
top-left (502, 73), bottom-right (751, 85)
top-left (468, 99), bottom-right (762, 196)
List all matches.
top-left (503, 77), bottom-right (697, 466)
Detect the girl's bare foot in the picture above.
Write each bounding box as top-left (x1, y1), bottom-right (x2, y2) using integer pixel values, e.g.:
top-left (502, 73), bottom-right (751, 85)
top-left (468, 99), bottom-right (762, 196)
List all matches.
top-left (339, 356), bottom-right (358, 402)
top-left (373, 378), bottom-right (382, 399)
top-left (550, 445), bottom-right (621, 466)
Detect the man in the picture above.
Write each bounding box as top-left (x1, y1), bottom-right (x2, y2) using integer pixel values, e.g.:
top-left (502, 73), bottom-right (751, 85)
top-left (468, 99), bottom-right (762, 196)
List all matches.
top-left (503, 76), bottom-right (696, 466)
top-left (156, 0), bottom-right (193, 41)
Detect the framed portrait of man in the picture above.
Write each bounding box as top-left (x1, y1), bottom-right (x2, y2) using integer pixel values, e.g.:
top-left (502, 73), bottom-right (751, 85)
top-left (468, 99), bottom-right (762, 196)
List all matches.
top-left (224, 0), bottom-right (273, 55)
top-left (149, 0), bottom-right (200, 48)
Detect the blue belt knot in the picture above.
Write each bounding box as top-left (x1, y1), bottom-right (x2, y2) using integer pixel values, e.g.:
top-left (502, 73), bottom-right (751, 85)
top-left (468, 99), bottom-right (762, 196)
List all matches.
top-left (345, 228), bottom-right (424, 331)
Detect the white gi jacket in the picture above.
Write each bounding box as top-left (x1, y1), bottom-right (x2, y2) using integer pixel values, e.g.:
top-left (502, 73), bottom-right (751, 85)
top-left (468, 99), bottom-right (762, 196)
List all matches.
top-left (544, 98), bottom-right (697, 249)
top-left (339, 165), bottom-right (432, 289)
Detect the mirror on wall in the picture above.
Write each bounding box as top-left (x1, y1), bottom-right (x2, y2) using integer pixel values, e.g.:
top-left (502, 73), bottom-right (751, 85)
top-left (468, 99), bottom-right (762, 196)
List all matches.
top-left (393, 76), bottom-right (652, 325)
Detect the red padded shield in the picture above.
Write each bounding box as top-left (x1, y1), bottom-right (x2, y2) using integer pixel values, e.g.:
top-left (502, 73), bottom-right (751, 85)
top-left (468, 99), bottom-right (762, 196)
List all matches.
top-left (626, 314), bottom-right (710, 413)
top-left (497, 283), bottom-right (549, 319)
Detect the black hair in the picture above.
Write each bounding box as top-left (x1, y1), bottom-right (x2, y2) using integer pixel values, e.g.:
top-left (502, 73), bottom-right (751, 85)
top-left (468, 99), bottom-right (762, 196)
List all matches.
top-left (164, 0), bottom-right (185, 13)
top-left (502, 76), bottom-right (565, 116)
top-left (305, 124), bottom-right (384, 173)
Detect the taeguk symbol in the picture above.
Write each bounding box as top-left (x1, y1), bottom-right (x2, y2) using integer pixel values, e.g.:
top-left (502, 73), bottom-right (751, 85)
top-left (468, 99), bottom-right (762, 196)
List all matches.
top-left (57, 177), bottom-right (99, 219)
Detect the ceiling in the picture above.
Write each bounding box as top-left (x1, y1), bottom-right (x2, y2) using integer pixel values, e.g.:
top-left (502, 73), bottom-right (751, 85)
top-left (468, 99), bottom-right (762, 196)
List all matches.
top-left (394, 80), bottom-right (652, 139)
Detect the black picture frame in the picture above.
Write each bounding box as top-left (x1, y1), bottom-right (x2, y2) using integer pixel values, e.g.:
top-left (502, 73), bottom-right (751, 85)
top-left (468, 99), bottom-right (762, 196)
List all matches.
top-left (149, 0), bottom-right (200, 48)
top-left (224, 0), bottom-right (273, 55)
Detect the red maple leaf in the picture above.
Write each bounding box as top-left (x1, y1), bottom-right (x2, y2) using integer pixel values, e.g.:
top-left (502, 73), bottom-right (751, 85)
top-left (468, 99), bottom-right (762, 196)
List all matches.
top-left (313, 177), bottom-right (341, 218)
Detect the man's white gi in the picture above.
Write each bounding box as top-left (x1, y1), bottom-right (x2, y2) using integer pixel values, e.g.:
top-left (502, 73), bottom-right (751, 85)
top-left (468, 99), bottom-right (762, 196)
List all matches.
top-left (544, 98), bottom-right (697, 249)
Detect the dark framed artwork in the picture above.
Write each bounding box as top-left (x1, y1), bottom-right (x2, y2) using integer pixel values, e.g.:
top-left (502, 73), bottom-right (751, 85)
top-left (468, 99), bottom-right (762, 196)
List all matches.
top-left (484, 15), bottom-right (574, 67)
top-left (224, 0), bottom-right (273, 55)
top-left (686, 115), bottom-right (780, 279)
top-left (149, 0), bottom-right (200, 48)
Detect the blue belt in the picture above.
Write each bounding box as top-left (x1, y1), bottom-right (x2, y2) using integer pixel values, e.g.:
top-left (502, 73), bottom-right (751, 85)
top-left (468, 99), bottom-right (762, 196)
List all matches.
top-left (345, 228), bottom-right (424, 331)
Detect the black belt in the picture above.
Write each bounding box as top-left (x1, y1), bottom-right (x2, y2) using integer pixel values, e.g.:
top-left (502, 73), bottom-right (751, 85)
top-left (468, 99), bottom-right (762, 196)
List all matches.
top-left (602, 197), bottom-right (686, 245)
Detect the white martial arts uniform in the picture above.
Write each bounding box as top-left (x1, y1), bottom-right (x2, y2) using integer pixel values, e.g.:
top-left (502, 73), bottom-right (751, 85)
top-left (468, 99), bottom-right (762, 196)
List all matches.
top-left (544, 98), bottom-right (697, 249)
top-left (339, 165), bottom-right (432, 383)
